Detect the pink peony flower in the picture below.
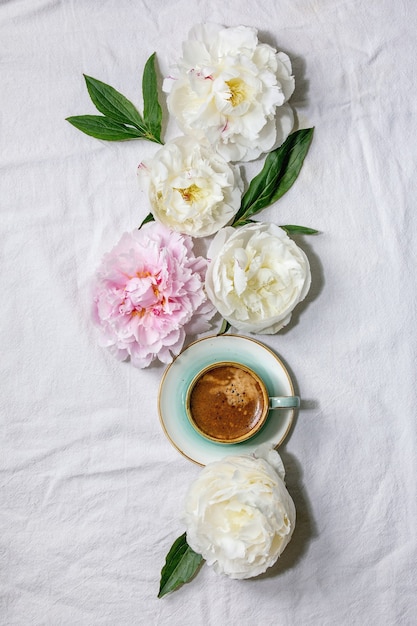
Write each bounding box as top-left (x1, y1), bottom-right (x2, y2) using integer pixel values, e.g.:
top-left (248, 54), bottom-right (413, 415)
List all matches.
top-left (92, 222), bottom-right (214, 368)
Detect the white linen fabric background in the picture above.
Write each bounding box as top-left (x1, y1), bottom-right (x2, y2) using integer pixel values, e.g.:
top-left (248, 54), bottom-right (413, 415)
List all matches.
top-left (1, 0), bottom-right (416, 624)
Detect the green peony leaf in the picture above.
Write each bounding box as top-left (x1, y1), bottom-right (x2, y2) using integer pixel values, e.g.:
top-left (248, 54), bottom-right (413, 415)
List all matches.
top-left (232, 128), bottom-right (314, 227)
top-left (83, 75), bottom-right (146, 131)
top-left (142, 53), bottom-right (162, 144)
top-left (139, 212), bottom-right (155, 228)
top-left (158, 533), bottom-right (204, 598)
top-left (67, 56), bottom-right (164, 144)
top-left (281, 224), bottom-right (319, 235)
top-left (65, 115), bottom-right (144, 141)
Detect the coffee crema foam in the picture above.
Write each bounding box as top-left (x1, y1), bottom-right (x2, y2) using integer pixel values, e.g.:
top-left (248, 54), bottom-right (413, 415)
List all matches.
top-left (189, 364), bottom-right (266, 441)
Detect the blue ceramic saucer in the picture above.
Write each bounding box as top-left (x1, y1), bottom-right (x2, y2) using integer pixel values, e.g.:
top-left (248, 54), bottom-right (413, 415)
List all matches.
top-left (158, 334), bottom-right (296, 465)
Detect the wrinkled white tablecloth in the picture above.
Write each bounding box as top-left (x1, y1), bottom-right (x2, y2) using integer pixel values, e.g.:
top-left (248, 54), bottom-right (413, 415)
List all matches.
top-left (1, 1), bottom-right (416, 624)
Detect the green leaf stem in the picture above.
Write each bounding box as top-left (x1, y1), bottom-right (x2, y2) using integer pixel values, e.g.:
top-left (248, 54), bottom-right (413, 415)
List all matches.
top-left (232, 128), bottom-right (314, 227)
top-left (217, 319), bottom-right (231, 335)
top-left (158, 533), bottom-right (204, 598)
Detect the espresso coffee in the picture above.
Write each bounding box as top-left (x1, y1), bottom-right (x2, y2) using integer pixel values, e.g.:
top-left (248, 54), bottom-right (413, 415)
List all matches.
top-left (187, 363), bottom-right (267, 442)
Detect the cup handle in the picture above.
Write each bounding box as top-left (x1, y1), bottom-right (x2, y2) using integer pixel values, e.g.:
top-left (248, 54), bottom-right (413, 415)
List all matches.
top-left (269, 396), bottom-right (300, 409)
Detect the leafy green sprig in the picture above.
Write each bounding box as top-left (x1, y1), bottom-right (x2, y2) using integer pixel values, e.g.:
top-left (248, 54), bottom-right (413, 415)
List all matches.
top-left (158, 533), bottom-right (204, 598)
top-left (66, 53), bottom-right (162, 144)
top-left (231, 127), bottom-right (316, 230)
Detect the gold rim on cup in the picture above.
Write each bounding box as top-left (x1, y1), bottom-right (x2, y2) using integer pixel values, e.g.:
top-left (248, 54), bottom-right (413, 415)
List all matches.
top-left (185, 361), bottom-right (272, 444)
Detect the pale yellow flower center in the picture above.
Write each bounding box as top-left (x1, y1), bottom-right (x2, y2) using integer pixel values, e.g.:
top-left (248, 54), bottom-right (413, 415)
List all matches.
top-left (174, 183), bottom-right (203, 203)
top-left (226, 78), bottom-right (248, 106)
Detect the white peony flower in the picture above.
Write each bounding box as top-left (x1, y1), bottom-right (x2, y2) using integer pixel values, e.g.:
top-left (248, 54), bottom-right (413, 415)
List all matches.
top-left (205, 222), bottom-right (311, 334)
top-left (163, 24), bottom-right (295, 162)
top-left (183, 446), bottom-right (295, 579)
top-left (138, 136), bottom-right (243, 237)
